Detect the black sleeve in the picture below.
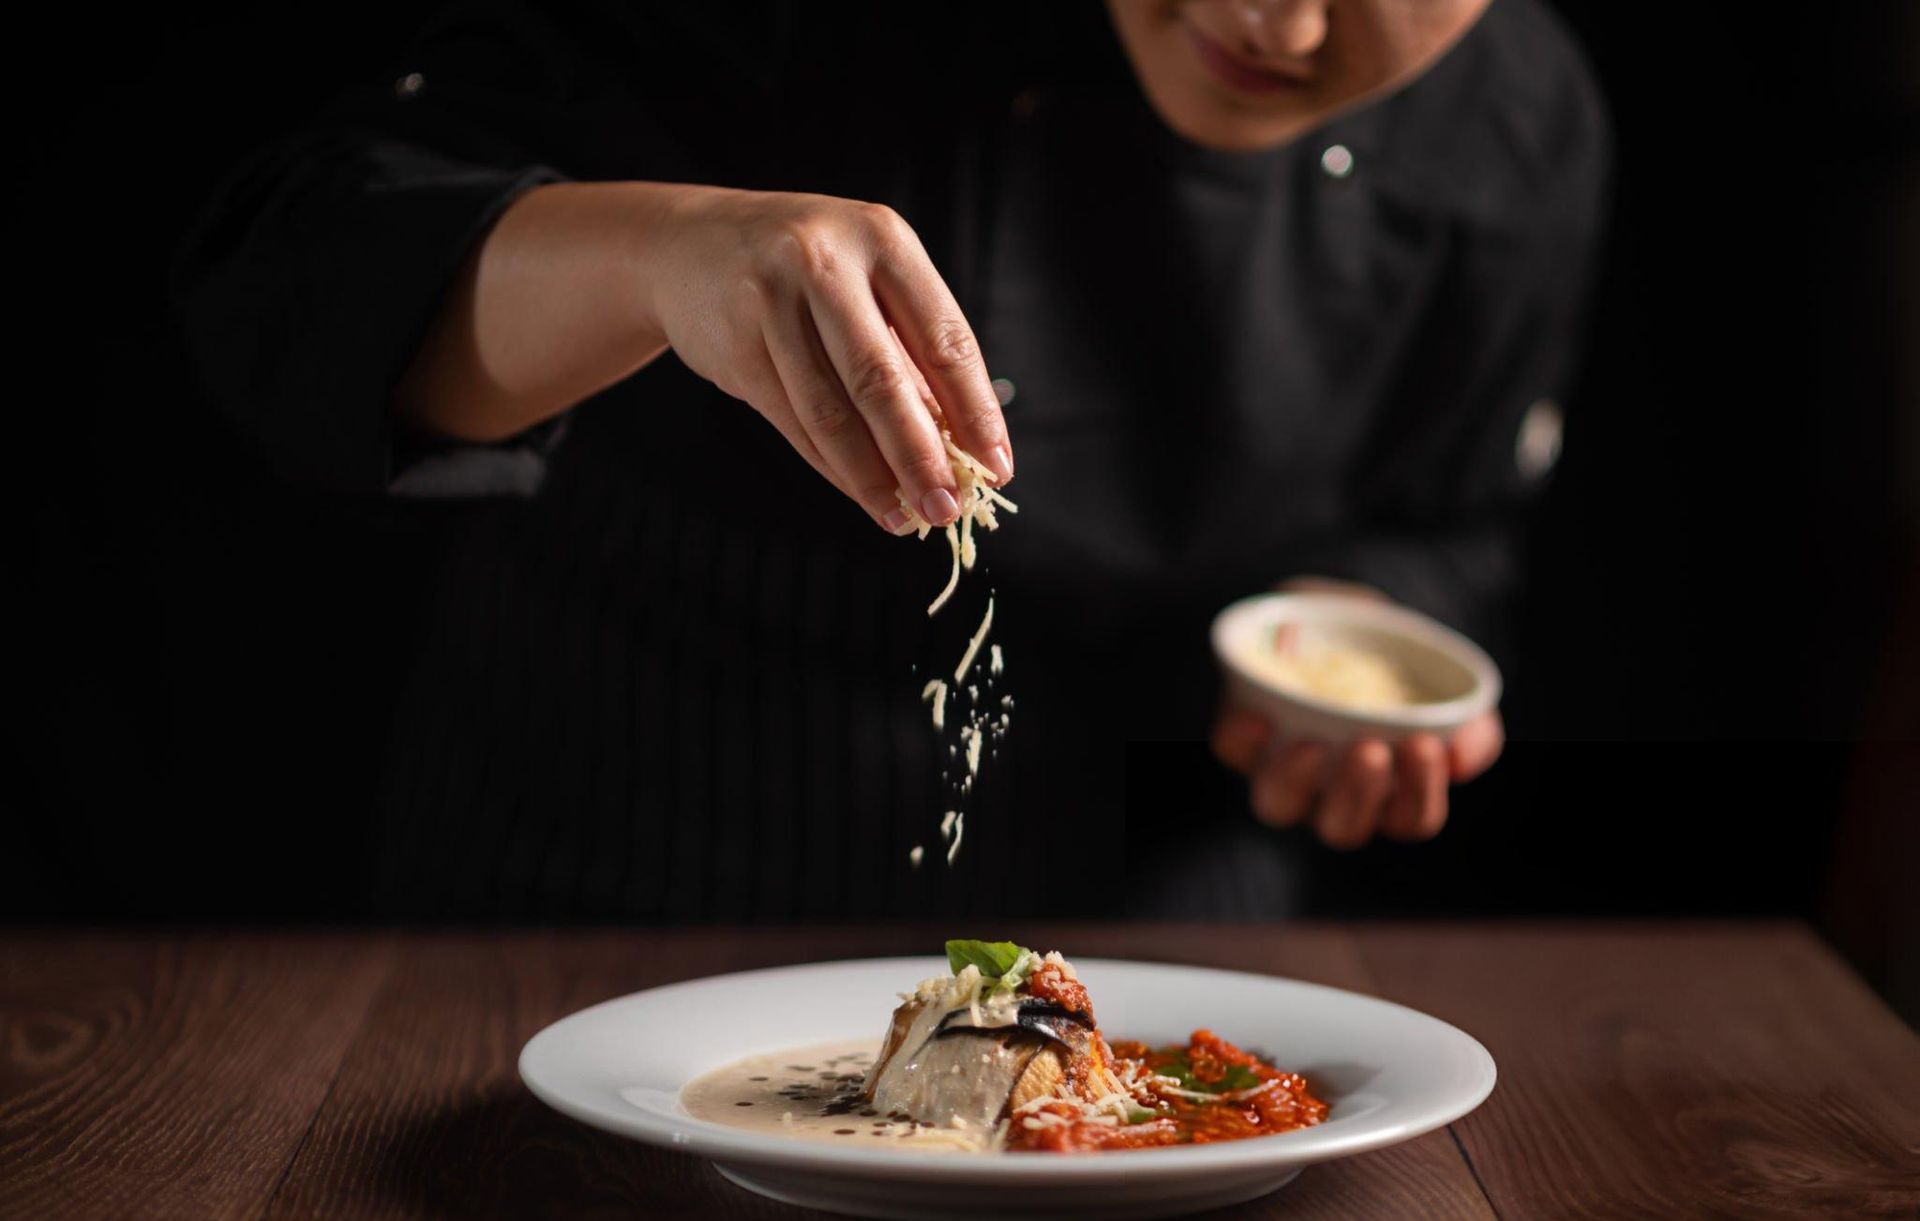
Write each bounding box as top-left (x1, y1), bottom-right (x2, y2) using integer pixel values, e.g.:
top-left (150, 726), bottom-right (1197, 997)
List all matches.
top-left (168, 0), bottom-right (720, 497)
top-left (1302, 68), bottom-right (1612, 665)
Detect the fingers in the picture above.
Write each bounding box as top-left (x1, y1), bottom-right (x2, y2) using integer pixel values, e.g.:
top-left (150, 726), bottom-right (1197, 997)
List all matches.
top-left (1210, 707), bottom-right (1270, 775)
top-left (1449, 711), bottom-right (1505, 782)
top-left (805, 262), bottom-right (962, 526)
top-left (758, 305), bottom-right (915, 532)
top-left (1250, 741), bottom-right (1326, 829)
top-left (869, 221), bottom-right (1012, 484)
top-left (1382, 733), bottom-right (1449, 841)
top-left (1314, 740), bottom-right (1394, 850)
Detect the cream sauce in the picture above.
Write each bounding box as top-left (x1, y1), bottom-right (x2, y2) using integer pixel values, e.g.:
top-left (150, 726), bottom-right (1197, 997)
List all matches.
top-left (679, 1039), bottom-right (997, 1153)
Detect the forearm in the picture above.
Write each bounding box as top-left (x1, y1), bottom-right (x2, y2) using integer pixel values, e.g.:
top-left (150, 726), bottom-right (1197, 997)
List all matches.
top-left (395, 181), bottom-right (683, 443)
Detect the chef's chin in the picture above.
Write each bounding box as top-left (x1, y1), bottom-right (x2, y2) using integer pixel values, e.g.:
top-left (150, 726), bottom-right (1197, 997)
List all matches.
top-left (1132, 74), bottom-right (1333, 154)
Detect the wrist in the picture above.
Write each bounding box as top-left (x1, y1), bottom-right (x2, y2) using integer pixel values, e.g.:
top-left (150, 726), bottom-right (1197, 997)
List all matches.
top-left (599, 180), bottom-right (738, 352)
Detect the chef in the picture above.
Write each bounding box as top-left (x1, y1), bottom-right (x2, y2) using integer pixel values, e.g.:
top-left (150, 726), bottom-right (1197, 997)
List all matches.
top-left (175, 0), bottom-right (1607, 919)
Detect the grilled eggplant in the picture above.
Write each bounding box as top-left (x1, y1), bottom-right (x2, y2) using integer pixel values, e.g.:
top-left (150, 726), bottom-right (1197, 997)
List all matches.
top-left (863, 946), bottom-right (1127, 1131)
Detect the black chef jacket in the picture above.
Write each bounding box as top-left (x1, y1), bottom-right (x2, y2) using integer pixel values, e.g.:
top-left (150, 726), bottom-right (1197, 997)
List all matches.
top-left (173, 0), bottom-right (1609, 921)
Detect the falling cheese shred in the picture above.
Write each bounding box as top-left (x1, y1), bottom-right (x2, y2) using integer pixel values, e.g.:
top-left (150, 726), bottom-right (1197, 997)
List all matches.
top-left (946, 810), bottom-right (965, 865)
top-left (953, 596), bottom-right (995, 684)
top-left (921, 678), bottom-right (948, 731)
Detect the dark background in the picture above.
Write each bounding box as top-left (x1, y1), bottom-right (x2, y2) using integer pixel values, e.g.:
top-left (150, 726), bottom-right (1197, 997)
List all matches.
top-left (13, 4), bottom-right (1917, 1010)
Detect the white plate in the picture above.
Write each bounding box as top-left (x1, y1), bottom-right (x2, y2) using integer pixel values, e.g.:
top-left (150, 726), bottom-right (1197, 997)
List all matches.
top-left (519, 957), bottom-right (1496, 1220)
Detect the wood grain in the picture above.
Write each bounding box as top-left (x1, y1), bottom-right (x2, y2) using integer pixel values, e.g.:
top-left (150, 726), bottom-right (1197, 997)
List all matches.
top-left (3, 923), bottom-right (1911, 1220)
top-left (0, 932), bottom-right (395, 1220)
top-left (1353, 922), bottom-right (1920, 1220)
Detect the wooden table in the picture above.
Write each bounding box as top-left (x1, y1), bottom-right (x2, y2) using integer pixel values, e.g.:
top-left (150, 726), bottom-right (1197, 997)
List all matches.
top-left (3, 923), bottom-right (1915, 1219)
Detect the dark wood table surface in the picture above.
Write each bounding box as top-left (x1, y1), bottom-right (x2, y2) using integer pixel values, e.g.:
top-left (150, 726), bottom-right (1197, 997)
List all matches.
top-left (2, 922), bottom-right (1916, 1219)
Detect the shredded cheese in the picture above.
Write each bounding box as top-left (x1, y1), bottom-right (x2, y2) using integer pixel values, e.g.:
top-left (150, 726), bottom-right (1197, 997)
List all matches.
top-left (898, 439), bottom-right (1017, 871)
top-left (952, 596), bottom-right (995, 683)
top-left (989, 644), bottom-right (1003, 675)
top-left (908, 845), bottom-right (924, 868)
top-left (896, 437), bottom-right (1017, 617)
top-left (926, 525), bottom-right (963, 617)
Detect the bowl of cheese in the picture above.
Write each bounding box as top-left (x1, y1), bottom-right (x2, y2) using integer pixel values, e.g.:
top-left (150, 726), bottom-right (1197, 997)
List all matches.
top-left (1211, 593), bottom-right (1501, 742)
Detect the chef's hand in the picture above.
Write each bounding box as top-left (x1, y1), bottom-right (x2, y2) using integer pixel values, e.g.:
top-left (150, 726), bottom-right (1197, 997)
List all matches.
top-left (639, 185), bottom-right (1011, 530)
top-left (1208, 580), bottom-right (1504, 849)
top-left (398, 182), bottom-right (1011, 533)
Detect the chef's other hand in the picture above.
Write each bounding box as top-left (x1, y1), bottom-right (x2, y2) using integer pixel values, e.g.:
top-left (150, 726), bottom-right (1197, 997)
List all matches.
top-left (1208, 578), bottom-right (1504, 849)
top-left (1212, 706), bottom-right (1503, 848)
top-left (643, 185), bottom-right (1011, 531)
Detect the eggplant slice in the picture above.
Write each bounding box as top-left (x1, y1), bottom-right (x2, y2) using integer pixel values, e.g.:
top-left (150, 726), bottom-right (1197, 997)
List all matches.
top-left (865, 992), bottom-right (1122, 1129)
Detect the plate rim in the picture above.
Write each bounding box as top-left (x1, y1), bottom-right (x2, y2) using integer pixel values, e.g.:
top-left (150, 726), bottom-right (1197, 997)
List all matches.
top-left (518, 955), bottom-right (1497, 1181)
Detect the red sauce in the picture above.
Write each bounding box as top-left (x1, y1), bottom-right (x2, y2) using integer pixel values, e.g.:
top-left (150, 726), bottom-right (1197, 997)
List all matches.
top-left (1024, 960), bottom-right (1092, 1018)
top-left (1006, 1029), bottom-right (1327, 1153)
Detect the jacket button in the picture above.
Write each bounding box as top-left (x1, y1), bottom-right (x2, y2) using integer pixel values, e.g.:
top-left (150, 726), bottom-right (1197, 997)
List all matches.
top-left (1516, 398), bottom-right (1564, 480)
top-left (1320, 144), bottom-right (1354, 179)
top-left (992, 378), bottom-right (1016, 407)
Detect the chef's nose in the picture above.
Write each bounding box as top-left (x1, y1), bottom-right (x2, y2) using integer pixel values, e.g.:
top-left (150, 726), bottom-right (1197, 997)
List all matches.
top-left (1221, 0), bottom-right (1330, 60)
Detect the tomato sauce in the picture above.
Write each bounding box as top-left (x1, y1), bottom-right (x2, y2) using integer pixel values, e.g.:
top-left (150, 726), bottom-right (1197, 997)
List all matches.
top-left (1024, 960), bottom-right (1092, 1017)
top-left (1006, 1029), bottom-right (1327, 1153)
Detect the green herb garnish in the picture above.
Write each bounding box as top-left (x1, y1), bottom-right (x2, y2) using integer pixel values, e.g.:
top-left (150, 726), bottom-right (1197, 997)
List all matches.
top-left (1158, 1056), bottom-right (1262, 1095)
top-left (944, 939), bottom-right (1034, 990)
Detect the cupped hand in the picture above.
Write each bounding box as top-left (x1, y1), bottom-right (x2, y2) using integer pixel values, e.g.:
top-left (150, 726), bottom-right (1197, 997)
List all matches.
top-left (640, 186), bottom-right (1012, 531)
top-left (1211, 708), bottom-right (1503, 849)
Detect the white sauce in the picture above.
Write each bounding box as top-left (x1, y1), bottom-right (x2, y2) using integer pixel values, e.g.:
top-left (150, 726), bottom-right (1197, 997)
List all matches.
top-left (680, 1039), bottom-right (993, 1152)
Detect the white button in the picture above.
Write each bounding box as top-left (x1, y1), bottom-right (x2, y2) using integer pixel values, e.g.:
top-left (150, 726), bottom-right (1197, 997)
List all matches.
top-left (395, 72), bottom-right (426, 99)
top-left (992, 377), bottom-right (1016, 407)
top-left (1320, 144), bottom-right (1354, 179)
top-left (1516, 398), bottom-right (1564, 481)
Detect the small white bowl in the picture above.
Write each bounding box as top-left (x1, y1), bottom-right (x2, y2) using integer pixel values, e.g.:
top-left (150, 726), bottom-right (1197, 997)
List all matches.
top-left (1211, 593), bottom-right (1501, 743)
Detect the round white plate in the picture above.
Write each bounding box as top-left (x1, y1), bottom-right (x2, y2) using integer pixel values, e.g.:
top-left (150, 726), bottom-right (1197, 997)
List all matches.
top-left (519, 957), bottom-right (1496, 1220)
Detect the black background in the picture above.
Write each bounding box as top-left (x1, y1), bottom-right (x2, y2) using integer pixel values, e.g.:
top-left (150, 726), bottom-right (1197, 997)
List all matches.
top-left (12, 1), bottom-right (1917, 1004)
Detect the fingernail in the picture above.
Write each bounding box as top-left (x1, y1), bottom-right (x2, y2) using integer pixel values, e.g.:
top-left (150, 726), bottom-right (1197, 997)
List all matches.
top-left (987, 445), bottom-right (1013, 483)
top-left (920, 487), bottom-right (960, 525)
top-left (880, 507), bottom-right (915, 535)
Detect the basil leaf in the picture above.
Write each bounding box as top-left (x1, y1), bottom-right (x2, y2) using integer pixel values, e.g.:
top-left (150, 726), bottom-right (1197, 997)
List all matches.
top-left (944, 939), bottom-right (1030, 983)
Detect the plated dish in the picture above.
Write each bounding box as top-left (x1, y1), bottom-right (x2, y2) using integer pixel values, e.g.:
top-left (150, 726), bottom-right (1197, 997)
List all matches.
top-left (682, 940), bottom-right (1326, 1153)
top-left (520, 948), bottom-right (1497, 1219)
